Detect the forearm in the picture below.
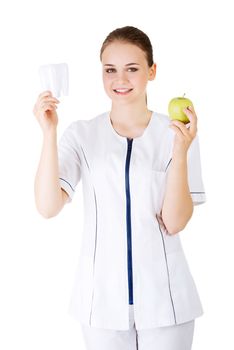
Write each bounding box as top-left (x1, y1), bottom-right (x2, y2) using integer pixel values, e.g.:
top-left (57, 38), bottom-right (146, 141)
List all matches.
top-left (34, 129), bottom-right (63, 218)
top-left (161, 153), bottom-right (193, 234)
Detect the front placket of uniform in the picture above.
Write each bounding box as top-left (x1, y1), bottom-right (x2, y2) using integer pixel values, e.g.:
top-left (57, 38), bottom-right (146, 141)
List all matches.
top-left (125, 138), bottom-right (134, 305)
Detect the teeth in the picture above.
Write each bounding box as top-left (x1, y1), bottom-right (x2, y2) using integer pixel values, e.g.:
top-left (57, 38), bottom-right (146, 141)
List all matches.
top-left (114, 88), bottom-right (132, 93)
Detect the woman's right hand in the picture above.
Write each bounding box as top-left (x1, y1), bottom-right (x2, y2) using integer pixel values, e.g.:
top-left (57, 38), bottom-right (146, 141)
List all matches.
top-left (33, 91), bottom-right (60, 133)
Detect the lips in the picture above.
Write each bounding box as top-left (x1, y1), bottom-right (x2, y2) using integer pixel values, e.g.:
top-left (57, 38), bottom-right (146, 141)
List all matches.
top-left (113, 88), bottom-right (133, 95)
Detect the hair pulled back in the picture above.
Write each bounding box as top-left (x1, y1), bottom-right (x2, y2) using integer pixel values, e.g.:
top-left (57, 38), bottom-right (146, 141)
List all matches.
top-left (100, 26), bottom-right (154, 67)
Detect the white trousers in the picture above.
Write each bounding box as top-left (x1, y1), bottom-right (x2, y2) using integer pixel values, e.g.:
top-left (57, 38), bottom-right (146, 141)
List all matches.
top-left (81, 305), bottom-right (195, 350)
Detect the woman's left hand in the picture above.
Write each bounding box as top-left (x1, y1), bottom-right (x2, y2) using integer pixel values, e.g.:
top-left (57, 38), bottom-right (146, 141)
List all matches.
top-left (169, 105), bottom-right (197, 156)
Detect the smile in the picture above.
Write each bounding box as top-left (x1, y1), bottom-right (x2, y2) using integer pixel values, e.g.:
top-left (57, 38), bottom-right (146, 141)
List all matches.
top-left (113, 88), bottom-right (133, 95)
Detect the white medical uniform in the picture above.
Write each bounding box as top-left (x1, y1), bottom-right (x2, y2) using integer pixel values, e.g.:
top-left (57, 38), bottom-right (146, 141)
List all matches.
top-left (58, 111), bottom-right (206, 331)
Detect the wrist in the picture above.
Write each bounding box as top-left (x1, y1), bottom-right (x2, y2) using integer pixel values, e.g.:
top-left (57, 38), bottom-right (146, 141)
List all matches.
top-left (172, 149), bottom-right (187, 163)
top-left (42, 128), bottom-right (58, 147)
top-left (43, 127), bottom-right (57, 138)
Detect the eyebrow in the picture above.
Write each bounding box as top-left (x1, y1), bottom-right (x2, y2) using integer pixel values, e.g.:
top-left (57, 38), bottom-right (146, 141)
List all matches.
top-left (104, 63), bottom-right (140, 67)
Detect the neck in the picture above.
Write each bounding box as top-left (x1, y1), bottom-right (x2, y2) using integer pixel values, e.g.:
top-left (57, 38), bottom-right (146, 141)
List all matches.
top-left (110, 100), bottom-right (151, 127)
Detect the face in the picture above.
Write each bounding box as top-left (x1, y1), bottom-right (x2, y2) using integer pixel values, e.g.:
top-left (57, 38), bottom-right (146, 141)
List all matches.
top-left (101, 41), bottom-right (156, 104)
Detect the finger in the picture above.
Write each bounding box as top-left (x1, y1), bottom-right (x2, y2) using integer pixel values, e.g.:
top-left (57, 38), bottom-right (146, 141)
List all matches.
top-left (38, 90), bottom-right (53, 99)
top-left (183, 106), bottom-right (197, 136)
top-left (156, 214), bottom-right (165, 228)
top-left (33, 102), bottom-right (55, 116)
top-left (37, 99), bottom-right (59, 111)
top-left (43, 101), bottom-right (58, 109)
top-left (188, 105), bottom-right (197, 118)
top-left (42, 97), bottom-right (60, 104)
top-left (38, 96), bottom-right (60, 106)
top-left (38, 101), bottom-right (56, 113)
top-left (169, 124), bottom-right (186, 141)
top-left (170, 120), bottom-right (191, 138)
top-left (183, 106), bottom-right (196, 123)
top-left (156, 214), bottom-right (163, 225)
top-left (42, 103), bottom-right (58, 113)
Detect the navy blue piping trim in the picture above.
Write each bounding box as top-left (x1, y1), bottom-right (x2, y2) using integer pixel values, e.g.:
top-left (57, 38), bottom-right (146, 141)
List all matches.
top-left (80, 146), bottom-right (90, 170)
top-left (59, 178), bottom-right (75, 192)
top-left (190, 191), bottom-right (205, 194)
top-left (166, 160), bottom-right (205, 195)
top-left (156, 216), bottom-right (177, 324)
top-left (165, 158), bottom-right (172, 171)
top-left (125, 138), bottom-right (134, 305)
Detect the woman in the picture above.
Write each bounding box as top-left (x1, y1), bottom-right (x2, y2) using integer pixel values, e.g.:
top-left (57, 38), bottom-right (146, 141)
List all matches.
top-left (33, 26), bottom-right (206, 350)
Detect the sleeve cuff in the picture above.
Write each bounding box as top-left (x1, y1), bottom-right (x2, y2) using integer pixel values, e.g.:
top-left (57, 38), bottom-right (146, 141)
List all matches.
top-left (190, 192), bottom-right (206, 205)
top-left (59, 178), bottom-right (75, 203)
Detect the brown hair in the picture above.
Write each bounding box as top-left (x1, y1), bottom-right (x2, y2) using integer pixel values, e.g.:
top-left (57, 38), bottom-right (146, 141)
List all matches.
top-left (100, 26), bottom-right (154, 67)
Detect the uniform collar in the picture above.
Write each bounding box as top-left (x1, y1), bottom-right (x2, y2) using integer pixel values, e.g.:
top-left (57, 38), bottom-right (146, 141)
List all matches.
top-left (106, 111), bottom-right (155, 144)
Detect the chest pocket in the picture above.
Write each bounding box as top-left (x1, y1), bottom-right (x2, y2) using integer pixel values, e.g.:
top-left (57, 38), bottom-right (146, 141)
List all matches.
top-left (151, 155), bottom-right (172, 173)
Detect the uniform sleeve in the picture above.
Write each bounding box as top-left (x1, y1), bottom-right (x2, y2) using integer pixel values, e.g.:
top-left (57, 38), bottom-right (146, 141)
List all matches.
top-left (187, 134), bottom-right (206, 205)
top-left (58, 122), bottom-right (82, 203)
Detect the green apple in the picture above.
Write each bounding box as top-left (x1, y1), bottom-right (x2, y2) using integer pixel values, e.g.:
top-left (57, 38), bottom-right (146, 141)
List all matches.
top-left (168, 95), bottom-right (194, 124)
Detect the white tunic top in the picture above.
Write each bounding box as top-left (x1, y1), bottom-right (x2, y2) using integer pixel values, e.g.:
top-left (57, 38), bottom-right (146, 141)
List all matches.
top-left (58, 111), bottom-right (206, 330)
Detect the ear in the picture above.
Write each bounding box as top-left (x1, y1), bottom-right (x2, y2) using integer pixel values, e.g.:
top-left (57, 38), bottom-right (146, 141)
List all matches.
top-left (148, 63), bottom-right (157, 81)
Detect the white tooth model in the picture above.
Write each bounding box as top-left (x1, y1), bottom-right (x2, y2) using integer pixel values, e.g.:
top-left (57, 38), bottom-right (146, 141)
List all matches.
top-left (38, 63), bottom-right (69, 98)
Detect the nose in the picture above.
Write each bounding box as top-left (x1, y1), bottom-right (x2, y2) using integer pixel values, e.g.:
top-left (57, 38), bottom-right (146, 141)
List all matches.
top-left (115, 70), bottom-right (129, 84)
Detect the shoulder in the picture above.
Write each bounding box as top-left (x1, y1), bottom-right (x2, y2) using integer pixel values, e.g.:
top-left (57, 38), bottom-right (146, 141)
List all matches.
top-left (62, 111), bottom-right (107, 134)
top-left (153, 111), bottom-right (171, 127)
top-left (59, 112), bottom-right (108, 147)
top-left (152, 111), bottom-right (174, 137)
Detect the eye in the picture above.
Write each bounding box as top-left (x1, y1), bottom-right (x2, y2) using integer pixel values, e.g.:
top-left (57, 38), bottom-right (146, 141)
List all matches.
top-left (105, 68), bottom-right (116, 73)
top-left (127, 67), bottom-right (138, 72)
top-left (105, 67), bottom-right (138, 73)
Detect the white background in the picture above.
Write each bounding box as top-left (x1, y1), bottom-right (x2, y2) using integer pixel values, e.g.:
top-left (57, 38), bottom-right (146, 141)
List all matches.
top-left (0, 0), bottom-right (233, 349)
